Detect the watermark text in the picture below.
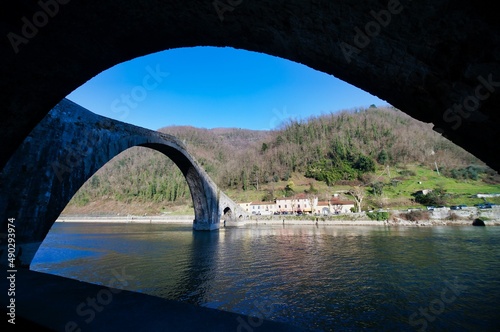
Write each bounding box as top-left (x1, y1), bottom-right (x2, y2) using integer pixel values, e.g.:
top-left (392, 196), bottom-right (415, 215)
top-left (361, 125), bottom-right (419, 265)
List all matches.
top-left (7, 0), bottom-right (71, 54)
top-left (6, 218), bottom-right (17, 325)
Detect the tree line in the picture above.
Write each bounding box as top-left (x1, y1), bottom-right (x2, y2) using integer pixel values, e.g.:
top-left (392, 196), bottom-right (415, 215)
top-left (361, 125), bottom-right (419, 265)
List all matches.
top-left (68, 106), bottom-right (489, 208)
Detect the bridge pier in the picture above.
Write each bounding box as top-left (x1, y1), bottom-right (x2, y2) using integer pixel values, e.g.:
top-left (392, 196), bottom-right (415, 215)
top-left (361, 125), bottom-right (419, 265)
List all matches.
top-left (193, 220), bottom-right (221, 231)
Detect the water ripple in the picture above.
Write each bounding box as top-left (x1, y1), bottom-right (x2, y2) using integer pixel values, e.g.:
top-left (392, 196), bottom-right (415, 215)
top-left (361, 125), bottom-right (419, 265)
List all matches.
top-left (32, 223), bottom-right (500, 331)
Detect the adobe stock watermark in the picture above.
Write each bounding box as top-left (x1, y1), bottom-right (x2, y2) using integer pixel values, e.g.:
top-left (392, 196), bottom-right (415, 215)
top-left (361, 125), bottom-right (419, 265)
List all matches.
top-left (110, 64), bottom-right (170, 121)
top-left (236, 292), bottom-right (286, 332)
top-left (268, 106), bottom-right (296, 130)
top-left (441, 74), bottom-right (500, 131)
top-left (52, 64), bottom-right (168, 182)
top-left (65, 266), bottom-right (137, 332)
top-left (7, 0), bottom-right (71, 54)
top-left (408, 277), bottom-right (469, 332)
top-left (213, 0), bottom-right (243, 22)
top-left (340, 0), bottom-right (407, 64)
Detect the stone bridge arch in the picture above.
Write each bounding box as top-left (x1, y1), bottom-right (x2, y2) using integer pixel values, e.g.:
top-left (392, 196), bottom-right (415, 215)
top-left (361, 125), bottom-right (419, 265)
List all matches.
top-left (222, 207), bottom-right (232, 218)
top-left (1, 1), bottom-right (500, 173)
top-left (0, 99), bottom-right (245, 267)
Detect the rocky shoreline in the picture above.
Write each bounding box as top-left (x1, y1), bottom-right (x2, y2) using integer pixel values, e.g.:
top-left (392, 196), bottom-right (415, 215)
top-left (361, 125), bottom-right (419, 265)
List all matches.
top-left (231, 219), bottom-right (499, 227)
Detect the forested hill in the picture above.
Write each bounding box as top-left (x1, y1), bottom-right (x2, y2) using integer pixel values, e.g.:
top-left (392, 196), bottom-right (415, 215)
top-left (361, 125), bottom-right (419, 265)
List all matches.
top-left (65, 106), bottom-right (495, 214)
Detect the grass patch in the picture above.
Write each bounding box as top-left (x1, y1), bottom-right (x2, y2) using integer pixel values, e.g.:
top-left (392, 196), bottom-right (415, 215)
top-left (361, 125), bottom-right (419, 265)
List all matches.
top-left (377, 165), bottom-right (500, 207)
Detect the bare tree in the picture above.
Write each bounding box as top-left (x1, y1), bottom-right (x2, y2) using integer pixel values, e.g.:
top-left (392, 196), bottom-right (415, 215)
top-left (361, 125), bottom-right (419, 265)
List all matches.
top-left (347, 186), bottom-right (365, 213)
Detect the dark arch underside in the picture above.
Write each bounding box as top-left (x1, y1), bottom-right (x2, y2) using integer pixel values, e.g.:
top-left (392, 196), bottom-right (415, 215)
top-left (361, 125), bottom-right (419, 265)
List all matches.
top-left (1, 1), bottom-right (500, 173)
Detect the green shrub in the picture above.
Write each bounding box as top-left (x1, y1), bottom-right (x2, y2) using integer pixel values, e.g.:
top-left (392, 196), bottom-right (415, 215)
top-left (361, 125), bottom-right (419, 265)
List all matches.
top-left (305, 153), bottom-right (375, 186)
top-left (366, 211), bottom-right (390, 221)
top-left (443, 165), bottom-right (487, 181)
top-left (412, 187), bottom-right (449, 206)
top-left (399, 169), bottom-right (416, 177)
top-left (370, 182), bottom-right (385, 196)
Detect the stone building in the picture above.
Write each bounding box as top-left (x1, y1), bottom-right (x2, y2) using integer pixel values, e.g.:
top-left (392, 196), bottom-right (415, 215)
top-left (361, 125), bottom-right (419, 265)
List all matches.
top-left (240, 194), bottom-right (354, 215)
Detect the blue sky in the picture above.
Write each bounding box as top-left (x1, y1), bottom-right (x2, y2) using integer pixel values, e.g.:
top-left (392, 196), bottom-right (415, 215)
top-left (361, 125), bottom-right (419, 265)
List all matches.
top-left (66, 46), bottom-right (388, 131)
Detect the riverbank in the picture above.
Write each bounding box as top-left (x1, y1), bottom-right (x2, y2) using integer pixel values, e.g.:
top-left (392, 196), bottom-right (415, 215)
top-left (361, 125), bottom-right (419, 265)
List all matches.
top-left (57, 214), bottom-right (500, 226)
top-left (231, 218), bottom-right (500, 227)
top-left (57, 215), bottom-right (195, 224)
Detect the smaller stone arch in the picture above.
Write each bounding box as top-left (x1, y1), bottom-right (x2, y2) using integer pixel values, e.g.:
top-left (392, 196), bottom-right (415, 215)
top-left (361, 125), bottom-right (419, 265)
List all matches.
top-left (217, 190), bottom-right (247, 223)
top-left (223, 207), bottom-right (232, 218)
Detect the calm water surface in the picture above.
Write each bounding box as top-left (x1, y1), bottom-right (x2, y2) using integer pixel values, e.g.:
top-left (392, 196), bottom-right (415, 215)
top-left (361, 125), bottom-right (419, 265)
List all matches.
top-left (31, 222), bottom-right (500, 331)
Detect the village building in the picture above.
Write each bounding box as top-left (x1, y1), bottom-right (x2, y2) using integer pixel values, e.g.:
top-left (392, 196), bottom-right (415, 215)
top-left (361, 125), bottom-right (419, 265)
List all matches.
top-left (238, 202), bottom-right (252, 213)
top-left (239, 193), bottom-right (355, 216)
top-left (249, 201), bottom-right (278, 215)
top-left (275, 193), bottom-right (318, 214)
top-left (315, 197), bottom-right (355, 215)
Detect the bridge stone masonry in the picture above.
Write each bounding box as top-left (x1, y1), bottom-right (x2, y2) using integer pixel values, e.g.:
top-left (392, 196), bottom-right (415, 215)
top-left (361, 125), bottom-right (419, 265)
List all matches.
top-left (1, 1), bottom-right (500, 174)
top-left (0, 98), bottom-right (247, 268)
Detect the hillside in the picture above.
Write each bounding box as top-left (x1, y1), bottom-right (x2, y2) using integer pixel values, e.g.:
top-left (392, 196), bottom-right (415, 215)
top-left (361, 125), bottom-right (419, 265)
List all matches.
top-left (63, 106), bottom-right (500, 215)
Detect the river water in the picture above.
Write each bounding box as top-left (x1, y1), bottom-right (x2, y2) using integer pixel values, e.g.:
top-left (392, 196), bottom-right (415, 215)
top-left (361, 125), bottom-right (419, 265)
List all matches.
top-left (31, 222), bottom-right (500, 331)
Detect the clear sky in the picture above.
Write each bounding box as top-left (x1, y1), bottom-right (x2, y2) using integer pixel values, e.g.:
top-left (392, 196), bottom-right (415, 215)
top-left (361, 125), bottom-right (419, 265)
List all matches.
top-left (66, 46), bottom-right (388, 131)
